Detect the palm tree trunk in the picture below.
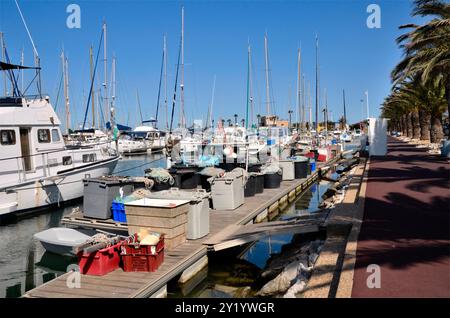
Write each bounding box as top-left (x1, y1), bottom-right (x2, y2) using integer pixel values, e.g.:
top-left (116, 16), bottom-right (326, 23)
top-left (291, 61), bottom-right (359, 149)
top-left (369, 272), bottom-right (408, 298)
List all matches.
top-left (401, 114), bottom-right (407, 136)
top-left (419, 109), bottom-right (430, 141)
top-left (406, 112), bottom-right (413, 138)
top-left (430, 115), bottom-right (444, 143)
top-left (446, 79), bottom-right (450, 140)
top-left (412, 110), bottom-right (420, 139)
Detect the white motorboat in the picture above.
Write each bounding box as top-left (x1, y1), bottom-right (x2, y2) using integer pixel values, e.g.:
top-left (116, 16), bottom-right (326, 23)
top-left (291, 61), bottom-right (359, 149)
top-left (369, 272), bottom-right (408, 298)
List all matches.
top-left (33, 227), bottom-right (90, 256)
top-left (117, 132), bottom-right (148, 155)
top-left (132, 125), bottom-right (166, 153)
top-left (0, 61), bottom-right (119, 217)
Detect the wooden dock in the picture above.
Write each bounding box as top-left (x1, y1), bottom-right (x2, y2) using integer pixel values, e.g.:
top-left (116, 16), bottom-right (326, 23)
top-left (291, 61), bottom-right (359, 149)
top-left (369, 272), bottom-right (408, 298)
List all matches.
top-left (23, 163), bottom-right (333, 298)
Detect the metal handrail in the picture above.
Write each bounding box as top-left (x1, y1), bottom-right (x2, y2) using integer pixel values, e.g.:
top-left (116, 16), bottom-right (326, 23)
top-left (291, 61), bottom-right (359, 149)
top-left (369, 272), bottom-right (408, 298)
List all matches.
top-left (0, 140), bottom-right (114, 162)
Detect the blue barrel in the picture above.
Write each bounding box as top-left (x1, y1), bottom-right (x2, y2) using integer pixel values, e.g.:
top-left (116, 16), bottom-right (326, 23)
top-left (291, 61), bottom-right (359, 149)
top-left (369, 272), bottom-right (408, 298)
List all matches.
top-left (310, 161), bottom-right (316, 172)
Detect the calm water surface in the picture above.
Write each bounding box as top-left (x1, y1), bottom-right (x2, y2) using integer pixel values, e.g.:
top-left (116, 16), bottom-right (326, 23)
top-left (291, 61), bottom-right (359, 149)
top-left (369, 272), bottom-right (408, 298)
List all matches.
top-left (0, 153), bottom-right (165, 298)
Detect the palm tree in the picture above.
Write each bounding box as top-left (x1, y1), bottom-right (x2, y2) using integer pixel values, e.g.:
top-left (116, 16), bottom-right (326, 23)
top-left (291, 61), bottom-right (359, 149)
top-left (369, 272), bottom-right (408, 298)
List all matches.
top-left (382, 77), bottom-right (447, 142)
top-left (392, 0), bottom-right (450, 139)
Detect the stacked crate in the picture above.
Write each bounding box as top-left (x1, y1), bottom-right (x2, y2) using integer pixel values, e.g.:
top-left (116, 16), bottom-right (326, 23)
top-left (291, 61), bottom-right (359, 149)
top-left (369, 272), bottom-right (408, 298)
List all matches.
top-left (124, 198), bottom-right (189, 250)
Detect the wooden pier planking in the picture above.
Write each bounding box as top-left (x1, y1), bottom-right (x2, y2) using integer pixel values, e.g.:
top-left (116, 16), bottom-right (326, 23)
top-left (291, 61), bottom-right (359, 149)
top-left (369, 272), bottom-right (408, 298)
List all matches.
top-left (24, 161), bottom-right (336, 298)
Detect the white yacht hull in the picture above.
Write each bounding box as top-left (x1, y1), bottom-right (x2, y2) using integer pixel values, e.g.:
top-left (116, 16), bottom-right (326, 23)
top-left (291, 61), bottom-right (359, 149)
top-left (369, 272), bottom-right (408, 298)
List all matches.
top-left (0, 157), bottom-right (119, 217)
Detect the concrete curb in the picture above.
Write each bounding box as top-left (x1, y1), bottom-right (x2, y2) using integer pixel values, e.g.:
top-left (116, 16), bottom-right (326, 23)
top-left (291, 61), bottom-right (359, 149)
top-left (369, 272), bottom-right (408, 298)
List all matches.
top-left (300, 157), bottom-right (369, 298)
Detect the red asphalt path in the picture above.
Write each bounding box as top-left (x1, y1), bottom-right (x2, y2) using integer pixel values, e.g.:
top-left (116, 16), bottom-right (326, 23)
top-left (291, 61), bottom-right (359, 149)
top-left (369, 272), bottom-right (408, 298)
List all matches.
top-left (352, 137), bottom-right (450, 297)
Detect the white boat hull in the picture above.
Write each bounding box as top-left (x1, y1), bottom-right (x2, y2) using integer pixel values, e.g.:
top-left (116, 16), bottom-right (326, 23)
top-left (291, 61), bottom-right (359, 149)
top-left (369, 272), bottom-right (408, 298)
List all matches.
top-left (0, 157), bottom-right (119, 217)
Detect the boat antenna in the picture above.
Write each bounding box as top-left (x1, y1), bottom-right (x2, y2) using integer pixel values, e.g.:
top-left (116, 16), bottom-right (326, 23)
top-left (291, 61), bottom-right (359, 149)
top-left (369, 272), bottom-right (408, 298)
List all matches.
top-left (14, 0), bottom-right (41, 97)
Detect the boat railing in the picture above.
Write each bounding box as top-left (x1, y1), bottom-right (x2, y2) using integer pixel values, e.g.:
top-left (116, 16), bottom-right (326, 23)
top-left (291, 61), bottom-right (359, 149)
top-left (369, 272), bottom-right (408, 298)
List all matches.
top-left (0, 140), bottom-right (117, 186)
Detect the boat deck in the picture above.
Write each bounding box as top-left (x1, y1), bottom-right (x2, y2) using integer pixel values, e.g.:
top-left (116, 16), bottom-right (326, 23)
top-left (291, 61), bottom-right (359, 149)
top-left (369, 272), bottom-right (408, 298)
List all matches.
top-left (23, 161), bottom-right (334, 298)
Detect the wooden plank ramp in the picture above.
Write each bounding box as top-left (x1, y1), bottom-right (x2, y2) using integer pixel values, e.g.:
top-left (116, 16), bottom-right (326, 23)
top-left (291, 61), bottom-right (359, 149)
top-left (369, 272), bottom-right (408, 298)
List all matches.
top-left (23, 167), bottom-right (329, 298)
top-left (203, 211), bottom-right (330, 252)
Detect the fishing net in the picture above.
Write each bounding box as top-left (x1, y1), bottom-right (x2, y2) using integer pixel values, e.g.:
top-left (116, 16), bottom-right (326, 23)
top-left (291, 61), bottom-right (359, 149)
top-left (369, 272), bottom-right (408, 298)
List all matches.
top-left (146, 167), bottom-right (175, 185)
top-left (261, 164), bottom-right (282, 175)
top-left (198, 167), bottom-right (225, 177)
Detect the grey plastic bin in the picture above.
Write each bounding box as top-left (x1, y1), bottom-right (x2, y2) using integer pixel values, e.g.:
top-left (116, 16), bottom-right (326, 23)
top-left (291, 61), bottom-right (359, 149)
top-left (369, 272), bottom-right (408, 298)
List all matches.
top-left (146, 188), bottom-right (210, 240)
top-left (279, 160), bottom-right (295, 180)
top-left (82, 177), bottom-right (134, 219)
top-left (210, 174), bottom-right (244, 210)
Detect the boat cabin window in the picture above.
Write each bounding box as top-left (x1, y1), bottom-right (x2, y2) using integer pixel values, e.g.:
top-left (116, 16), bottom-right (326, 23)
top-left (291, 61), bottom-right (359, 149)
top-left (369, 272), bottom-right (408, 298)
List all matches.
top-left (82, 153), bottom-right (97, 163)
top-left (51, 129), bottom-right (61, 142)
top-left (37, 129), bottom-right (51, 143)
top-left (63, 156), bottom-right (72, 165)
top-left (0, 130), bottom-right (16, 145)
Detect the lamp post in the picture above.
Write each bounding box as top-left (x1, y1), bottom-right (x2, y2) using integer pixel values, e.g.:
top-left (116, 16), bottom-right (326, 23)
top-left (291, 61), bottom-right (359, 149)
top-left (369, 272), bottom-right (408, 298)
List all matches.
top-left (241, 118), bottom-right (245, 127)
top-left (227, 119), bottom-right (232, 127)
top-left (256, 114), bottom-right (261, 129)
top-left (234, 114), bottom-right (238, 126)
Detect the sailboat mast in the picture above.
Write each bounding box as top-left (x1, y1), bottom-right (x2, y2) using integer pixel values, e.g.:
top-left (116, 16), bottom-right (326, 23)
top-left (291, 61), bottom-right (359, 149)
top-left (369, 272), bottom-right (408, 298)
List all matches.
top-left (103, 22), bottom-right (108, 127)
top-left (136, 89), bottom-right (143, 124)
top-left (207, 75), bottom-right (216, 129)
top-left (180, 6), bottom-right (185, 128)
top-left (302, 74), bottom-right (305, 132)
top-left (62, 51), bottom-right (70, 134)
top-left (308, 81), bottom-right (312, 130)
top-left (164, 34), bottom-right (168, 130)
top-left (264, 32), bottom-right (271, 116)
top-left (1, 32), bottom-right (6, 96)
top-left (111, 56), bottom-right (116, 113)
top-left (343, 89), bottom-right (347, 129)
top-left (20, 47), bottom-right (24, 94)
top-left (324, 88), bottom-right (328, 135)
top-left (246, 43), bottom-right (251, 129)
top-left (89, 45), bottom-right (95, 128)
top-left (296, 48), bottom-right (301, 132)
top-left (314, 35), bottom-right (319, 132)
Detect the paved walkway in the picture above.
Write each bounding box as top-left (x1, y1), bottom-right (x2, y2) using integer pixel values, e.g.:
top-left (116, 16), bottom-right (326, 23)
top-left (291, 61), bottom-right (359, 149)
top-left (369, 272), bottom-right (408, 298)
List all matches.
top-left (352, 137), bottom-right (450, 297)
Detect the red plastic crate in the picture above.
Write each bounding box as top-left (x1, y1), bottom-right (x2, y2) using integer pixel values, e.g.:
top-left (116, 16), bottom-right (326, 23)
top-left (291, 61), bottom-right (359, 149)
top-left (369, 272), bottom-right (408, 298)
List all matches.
top-left (77, 242), bottom-right (122, 276)
top-left (121, 233), bottom-right (165, 255)
top-left (121, 249), bottom-right (164, 272)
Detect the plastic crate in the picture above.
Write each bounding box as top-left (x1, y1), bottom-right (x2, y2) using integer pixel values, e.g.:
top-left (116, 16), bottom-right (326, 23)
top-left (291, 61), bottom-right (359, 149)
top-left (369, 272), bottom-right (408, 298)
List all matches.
top-left (121, 250), bottom-right (164, 272)
top-left (77, 242), bottom-right (122, 276)
top-left (121, 234), bottom-right (165, 255)
top-left (112, 200), bottom-right (127, 222)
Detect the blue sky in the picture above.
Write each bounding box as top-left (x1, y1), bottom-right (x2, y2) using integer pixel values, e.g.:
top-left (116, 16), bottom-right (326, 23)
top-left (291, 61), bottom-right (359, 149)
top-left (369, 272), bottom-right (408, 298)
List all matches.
top-left (0, 0), bottom-right (427, 129)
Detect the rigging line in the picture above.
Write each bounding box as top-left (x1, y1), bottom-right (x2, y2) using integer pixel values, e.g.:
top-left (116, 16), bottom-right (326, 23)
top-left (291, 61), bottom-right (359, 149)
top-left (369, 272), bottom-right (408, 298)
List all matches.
top-left (53, 71), bottom-right (64, 111)
top-left (155, 44), bottom-right (164, 125)
top-left (82, 27), bottom-right (104, 130)
top-left (169, 36), bottom-right (182, 133)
